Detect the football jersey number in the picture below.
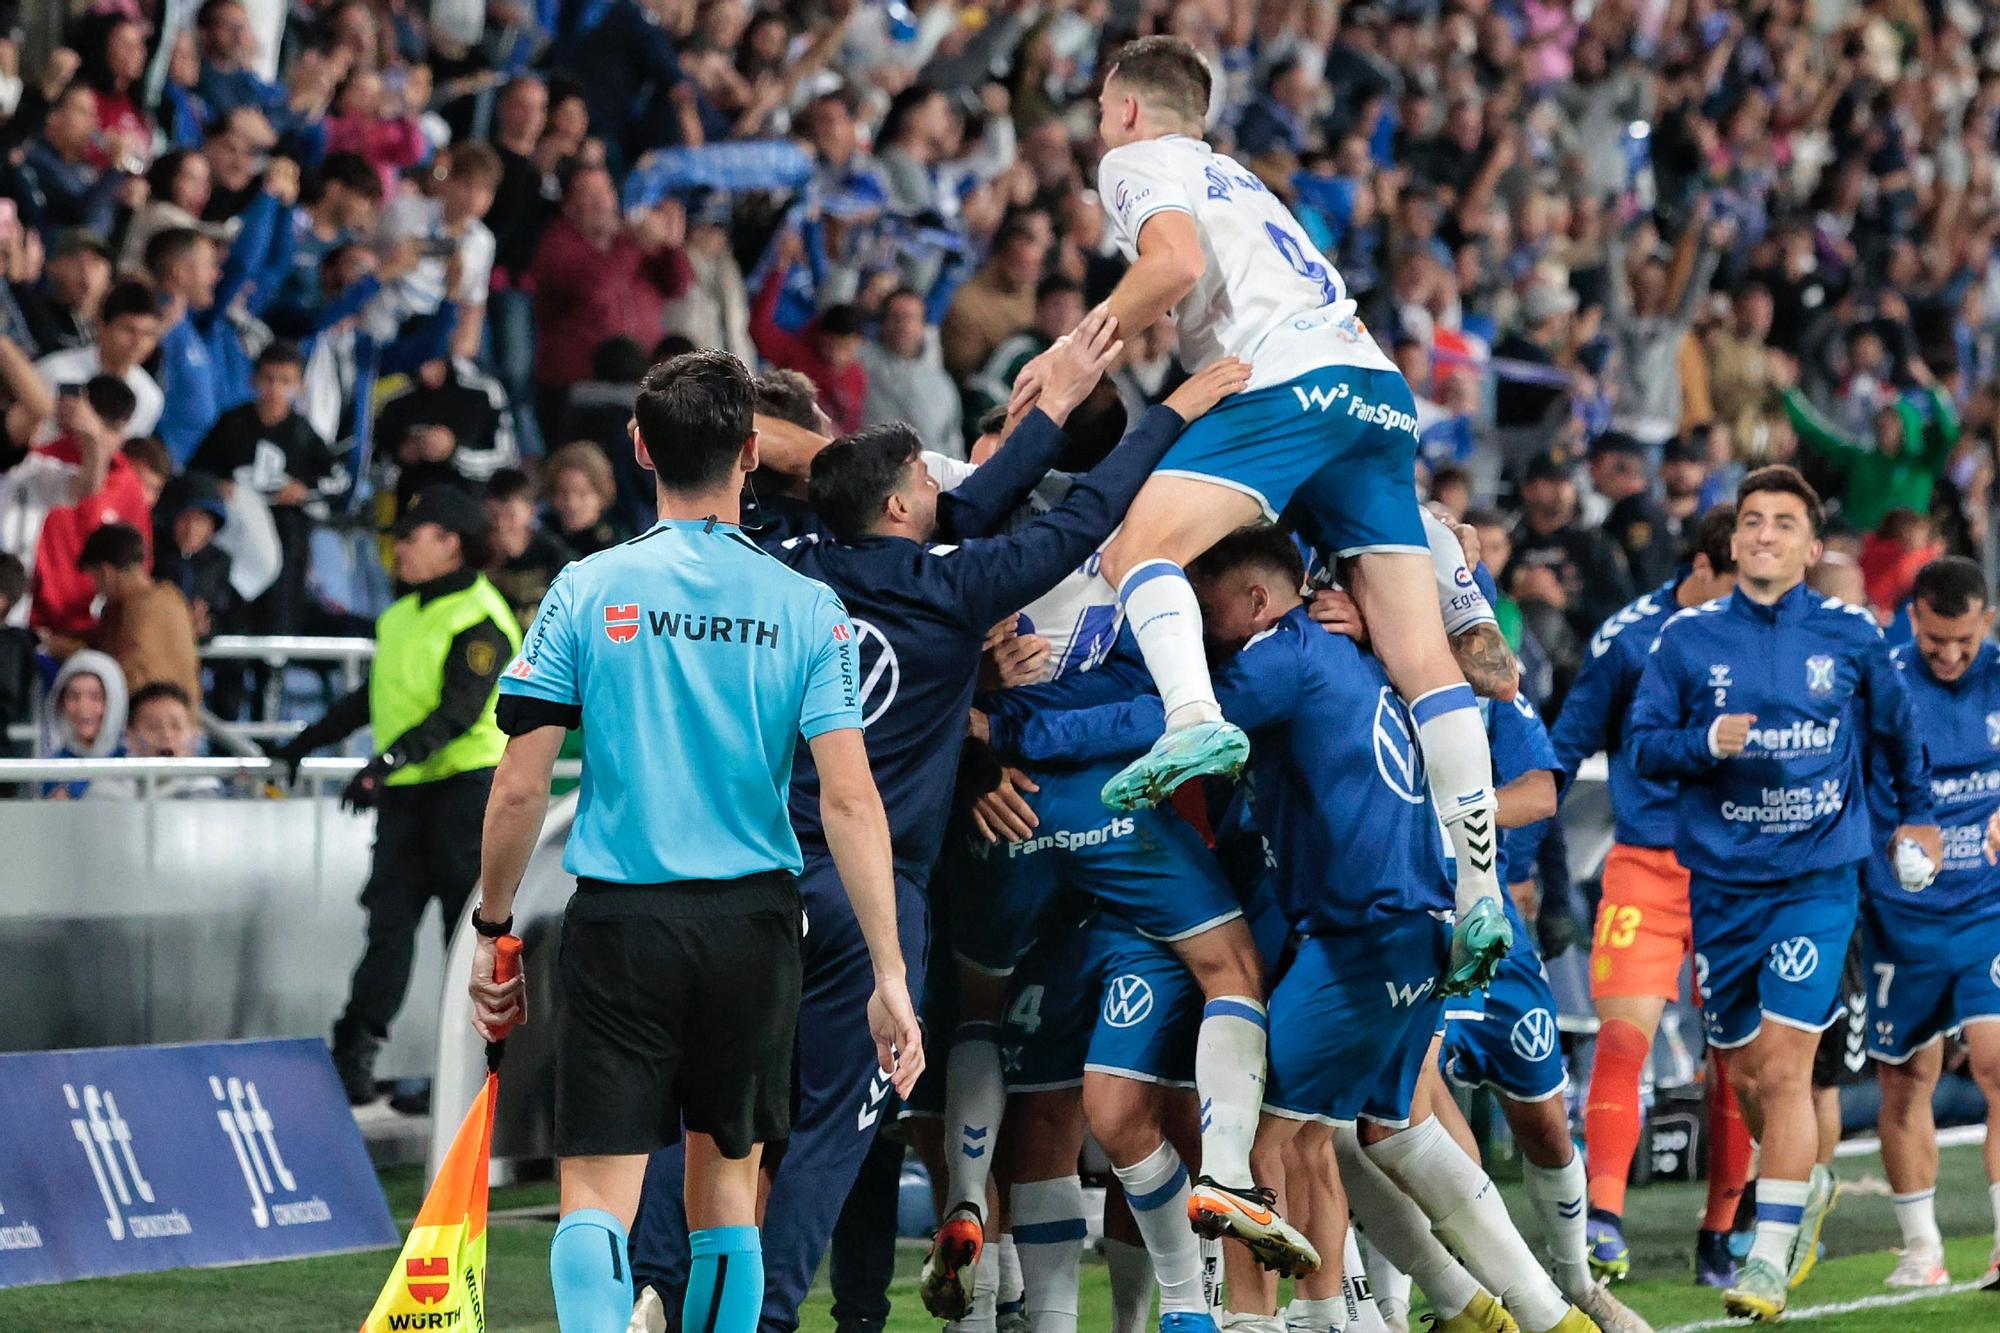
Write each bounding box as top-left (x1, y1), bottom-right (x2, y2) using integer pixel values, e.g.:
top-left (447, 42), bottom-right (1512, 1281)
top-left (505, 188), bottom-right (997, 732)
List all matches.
top-left (1263, 220), bottom-right (1341, 307)
top-left (1007, 984), bottom-right (1046, 1035)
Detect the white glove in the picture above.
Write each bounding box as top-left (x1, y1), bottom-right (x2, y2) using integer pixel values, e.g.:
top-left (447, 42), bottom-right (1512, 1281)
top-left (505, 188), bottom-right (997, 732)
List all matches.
top-left (1893, 838), bottom-right (1938, 892)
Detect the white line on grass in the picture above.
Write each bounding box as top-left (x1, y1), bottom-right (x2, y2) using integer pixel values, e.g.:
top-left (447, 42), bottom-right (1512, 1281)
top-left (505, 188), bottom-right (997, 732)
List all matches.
top-left (1657, 1280), bottom-right (1984, 1331)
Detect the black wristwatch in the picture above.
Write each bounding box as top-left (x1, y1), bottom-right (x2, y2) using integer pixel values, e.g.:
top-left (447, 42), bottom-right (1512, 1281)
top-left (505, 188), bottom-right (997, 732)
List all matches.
top-left (471, 908), bottom-right (514, 939)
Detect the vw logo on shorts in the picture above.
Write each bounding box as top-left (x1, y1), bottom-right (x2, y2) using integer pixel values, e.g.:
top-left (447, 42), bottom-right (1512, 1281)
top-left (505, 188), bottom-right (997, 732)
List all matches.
top-left (1769, 936), bottom-right (1820, 984)
top-left (1989, 953), bottom-right (2000, 989)
top-left (1510, 1008), bottom-right (1557, 1062)
top-left (1102, 974), bottom-right (1156, 1029)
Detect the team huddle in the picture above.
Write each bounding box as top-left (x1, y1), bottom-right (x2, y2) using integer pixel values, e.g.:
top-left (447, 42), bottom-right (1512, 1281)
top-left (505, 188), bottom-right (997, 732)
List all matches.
top-left (469, 34), bottom-right (2000, 1333)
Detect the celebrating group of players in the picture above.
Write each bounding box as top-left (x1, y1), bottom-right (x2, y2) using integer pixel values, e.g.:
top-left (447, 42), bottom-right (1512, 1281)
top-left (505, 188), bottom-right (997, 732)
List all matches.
top-left (472, 31), bottom-right (2000, 1333)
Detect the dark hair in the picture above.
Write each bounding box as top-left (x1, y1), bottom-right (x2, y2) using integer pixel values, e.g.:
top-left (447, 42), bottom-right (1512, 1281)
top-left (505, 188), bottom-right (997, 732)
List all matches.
top-left (880, 85), bottom-right (947, 148)
top-left (0, 551), bottom-right (24, 610)
top-left (1911, 555), bottom-right (1989, 617)
top-left (256, 339), bottom-right (305, 373)
top-left (1188, 522), bottom-right (1306, 590)
top-left (1875, 507), bottom-right (1931, 545)
top-left (1429, 465), bottom-right (1470, 497)
top-left (591, 335), bottom-right (648, 384)
top-left (818, 304), bottom-right (866, 339)
top-left (143, 226), bottom-right (209, 282)
top-left (445, 140), bottom-right (504, 187)
top-left (808, 423), bottom-right (924, 542)
top-left (84, 374), bottom-right (138, 429)
top-left (130, 680), bottom-right (193, 716)
top-left (1035, 275), bottom-right (1083, 305)
top-left (78, 12), bottom-right (145, 95)
top-left (993, 213), bottom-right (1041, 254)
top-left (976, 405), bottom-right (1008, 438)
top-left (486, 466), bottom-right (536, 505)
top-left (1737, 464), bottom-right (1825, 535)
top-left (100, 279), bottom-right (160, 325)
top-left (654, 333), bottom-right (698, 361)
top-left (1462, 506), bottom-right (1506, 530)
top-left (122, 436), bottom-right (171, 480)
top-left (79, 522), bottom-right (147, 570)
top-left (632, 350), bottom-right (756, 491)
top-left (1688, 503), bottom-right (1736, 576)
top-left (458, 528), bottom-right (493, 571)
top-left (755, 369), bottom-right (822, 429)
top-left (197, 0), bottom-right (243, 27)
top-left (145, 150), bottom-right (201, 205)
top-left (314, 150), bottom-right (384, 202)
top-left (1106, 36), bottom-right (1214, 127)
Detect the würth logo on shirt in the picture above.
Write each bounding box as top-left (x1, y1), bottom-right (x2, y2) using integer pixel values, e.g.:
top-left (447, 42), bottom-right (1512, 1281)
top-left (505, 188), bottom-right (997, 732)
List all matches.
top-left (604, 604), bottom-right (640, 644)
top-left (832, 623), bottom-right (851, 642)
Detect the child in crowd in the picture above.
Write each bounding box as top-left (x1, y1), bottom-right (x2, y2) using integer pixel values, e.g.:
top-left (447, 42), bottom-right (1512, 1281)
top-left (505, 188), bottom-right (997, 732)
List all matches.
top-left (126, 681), bottom-right (229, 797)
top-left (40, 649), bottom-right (131, 798)
top-left (541, 440), bottom-right (624, 556)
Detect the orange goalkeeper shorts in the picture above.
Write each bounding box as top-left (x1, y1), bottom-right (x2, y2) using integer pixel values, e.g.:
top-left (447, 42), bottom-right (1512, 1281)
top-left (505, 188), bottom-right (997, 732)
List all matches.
top-left (1590, 843), bottom-right (1694, 1001)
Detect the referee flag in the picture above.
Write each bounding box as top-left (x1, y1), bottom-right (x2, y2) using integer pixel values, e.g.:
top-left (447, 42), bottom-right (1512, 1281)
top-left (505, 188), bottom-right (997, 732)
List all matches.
top-left (361, 936), bottom-right (520, 1332)
top-left (358, 1074), bottom-right (494, 1332)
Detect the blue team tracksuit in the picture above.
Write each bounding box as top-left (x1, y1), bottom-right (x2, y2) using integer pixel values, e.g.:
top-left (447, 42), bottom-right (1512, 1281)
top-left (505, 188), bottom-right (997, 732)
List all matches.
top-left (1862, 641), bottom-right (2000, 1061)
top-left (1627, 583), bottom-right (1931, 1049)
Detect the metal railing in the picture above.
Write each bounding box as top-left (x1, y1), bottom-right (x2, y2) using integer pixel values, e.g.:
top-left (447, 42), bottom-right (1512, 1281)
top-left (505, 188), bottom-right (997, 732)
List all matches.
top-left (0, 756), bottom-right (581, 797)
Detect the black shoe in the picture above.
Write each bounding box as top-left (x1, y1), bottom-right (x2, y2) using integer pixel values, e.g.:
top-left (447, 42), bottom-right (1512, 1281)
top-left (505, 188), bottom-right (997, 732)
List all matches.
top-left (330, 1019), bottom-right (382, 1105)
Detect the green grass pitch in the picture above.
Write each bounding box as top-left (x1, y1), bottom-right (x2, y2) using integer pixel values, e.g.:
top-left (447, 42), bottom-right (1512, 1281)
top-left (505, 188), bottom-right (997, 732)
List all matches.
top-left (2, 1143), bottom-right (1996, 1330)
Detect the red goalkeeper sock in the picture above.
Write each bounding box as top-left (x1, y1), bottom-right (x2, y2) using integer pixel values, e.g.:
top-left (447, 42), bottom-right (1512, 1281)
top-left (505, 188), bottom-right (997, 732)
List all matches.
top-left (1585, 1017), bottom-right (1650, 1217)
top-left (1705, 1052), bottom-right (1753, 1232)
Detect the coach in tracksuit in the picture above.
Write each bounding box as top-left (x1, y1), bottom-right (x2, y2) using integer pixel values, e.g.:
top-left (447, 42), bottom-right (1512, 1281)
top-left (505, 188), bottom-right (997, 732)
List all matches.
top-left (630, 318), bottom-right (1244, 1330)
top-left (1864, 556), bottom-right (2000, 1286)
top-left (1628, 465), bottom-right (1937, 1322)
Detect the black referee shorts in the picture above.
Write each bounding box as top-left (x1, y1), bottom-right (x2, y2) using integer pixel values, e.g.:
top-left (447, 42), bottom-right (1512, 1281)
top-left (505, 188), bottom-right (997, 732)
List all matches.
top-left (555, 871), bottom-right (804, 1160)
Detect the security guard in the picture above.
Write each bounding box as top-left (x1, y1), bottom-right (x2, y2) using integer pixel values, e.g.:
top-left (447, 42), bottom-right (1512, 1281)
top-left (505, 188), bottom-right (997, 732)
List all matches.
top-left (269, 485), bottom-right (523, 1103)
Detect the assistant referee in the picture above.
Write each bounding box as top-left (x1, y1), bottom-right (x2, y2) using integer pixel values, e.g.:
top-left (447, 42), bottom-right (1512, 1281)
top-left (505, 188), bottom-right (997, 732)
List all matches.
top-left (467, 349), bottom-right (923, 1333)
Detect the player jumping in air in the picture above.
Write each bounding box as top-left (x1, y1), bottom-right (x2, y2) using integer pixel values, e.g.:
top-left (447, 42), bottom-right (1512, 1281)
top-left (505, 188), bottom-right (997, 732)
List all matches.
top-left (1010, 37), bottom-right (1510, 1023)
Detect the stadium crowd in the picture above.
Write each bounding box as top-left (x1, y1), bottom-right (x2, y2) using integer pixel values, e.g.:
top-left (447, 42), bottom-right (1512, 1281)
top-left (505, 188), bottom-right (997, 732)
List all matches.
top-left (3, 0), bottom-right (2000, 1331)
top-left (0, 0), bottom-right (1988, 757)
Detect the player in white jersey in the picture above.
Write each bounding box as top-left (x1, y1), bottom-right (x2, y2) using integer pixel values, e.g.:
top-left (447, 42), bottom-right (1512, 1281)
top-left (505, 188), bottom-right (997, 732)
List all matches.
top-left (1009, 38), bottom-right (1511, 1021)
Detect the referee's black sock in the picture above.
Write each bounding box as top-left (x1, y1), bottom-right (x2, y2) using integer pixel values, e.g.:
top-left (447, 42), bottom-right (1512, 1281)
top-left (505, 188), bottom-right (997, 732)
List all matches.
top-left (552, 1208), bottom-right (634, 1331)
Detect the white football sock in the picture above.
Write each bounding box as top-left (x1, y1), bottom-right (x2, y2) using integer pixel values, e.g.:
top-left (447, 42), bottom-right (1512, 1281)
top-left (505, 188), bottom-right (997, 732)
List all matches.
top-left (1201, 1235), bottom-right (1223, 1310)
top-left (1990, 1181), bottom-right (2000, 1250)
top-left (1343, 1226), bottom-right (1391, 1333)
top-left (1892, 1188), bottom-right (1941, 1252)
top-left (1524, 1152), bottom-right (1591, 1299)
top-left (947, 1239), bottom-right (999, 1333)
top-left (1119, 561), bottom-right (1222, 728)
top-left (998, 1232), bottom-right (1024, 1312)
top-left (1412, 684), bottom-right (1502, 914)
top-left (1748, 1177), bottom-right (1808, 1273)
top-left (1366, 1118), bottom-right (1570, 1330)
top-left (1284, 1294), bottom-right (1342, 1331)
top-left (1103, 1238), bottom-right (1155, 1333)
top-left (1113, 1140), bottom-right (1205, 1313)
top-left (1012, 1177), bottom-right (1085, 1333)
top-left (1196, 997), bottom-right (1268, 1188)
top-left (944, 1022), bottom-right (1007, 1212)
top-left (1336, 1127), bottom-right (1478, 1320)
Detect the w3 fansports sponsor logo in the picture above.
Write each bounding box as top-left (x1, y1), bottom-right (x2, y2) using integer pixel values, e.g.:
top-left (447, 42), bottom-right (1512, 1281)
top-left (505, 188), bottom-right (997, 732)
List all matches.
top-left (1291, 383), bottom-right (1419, 436)
top-left (1007, 816), bottom-right (1135, 858)
top-left (210, 1075), bottom-right (332, 1229)
top-left (1721, 779), bottom-right (1845, 828)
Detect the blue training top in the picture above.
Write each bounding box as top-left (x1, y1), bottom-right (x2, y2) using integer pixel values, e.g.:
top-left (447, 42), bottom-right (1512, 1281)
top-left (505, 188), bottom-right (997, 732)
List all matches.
top-left (499, 518), bottom-right (861, 884)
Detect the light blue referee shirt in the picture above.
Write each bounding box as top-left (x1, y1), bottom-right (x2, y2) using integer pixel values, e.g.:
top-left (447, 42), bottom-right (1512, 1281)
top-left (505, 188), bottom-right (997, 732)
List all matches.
top-left (498, 518), bottom-right (862, 884)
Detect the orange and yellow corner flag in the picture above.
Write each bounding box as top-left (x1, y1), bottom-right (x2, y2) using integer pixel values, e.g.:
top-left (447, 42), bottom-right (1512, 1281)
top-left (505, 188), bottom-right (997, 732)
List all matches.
top-left (361, 1073), bottom-right (497, 1333)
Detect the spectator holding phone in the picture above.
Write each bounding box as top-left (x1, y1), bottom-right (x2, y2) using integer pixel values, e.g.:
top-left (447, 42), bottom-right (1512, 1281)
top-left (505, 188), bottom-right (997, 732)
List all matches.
top-left (33, 281), bottom-right (166, 442)
top-left (23, 376), bottom-right (145, 640)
